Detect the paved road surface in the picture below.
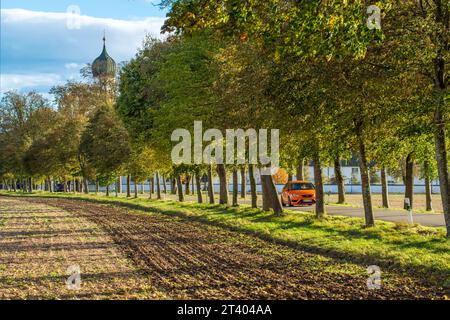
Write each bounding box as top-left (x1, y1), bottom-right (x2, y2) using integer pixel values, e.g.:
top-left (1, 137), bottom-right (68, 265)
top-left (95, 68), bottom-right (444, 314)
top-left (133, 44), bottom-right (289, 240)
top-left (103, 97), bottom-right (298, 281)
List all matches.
top-left (290, 204), bottom-right (446, 227)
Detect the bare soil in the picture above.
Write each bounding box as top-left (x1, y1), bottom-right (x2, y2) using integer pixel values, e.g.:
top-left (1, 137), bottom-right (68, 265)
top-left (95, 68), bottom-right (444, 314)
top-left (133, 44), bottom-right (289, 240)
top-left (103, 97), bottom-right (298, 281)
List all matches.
top-left (0, 197), bottom-right (443, 299)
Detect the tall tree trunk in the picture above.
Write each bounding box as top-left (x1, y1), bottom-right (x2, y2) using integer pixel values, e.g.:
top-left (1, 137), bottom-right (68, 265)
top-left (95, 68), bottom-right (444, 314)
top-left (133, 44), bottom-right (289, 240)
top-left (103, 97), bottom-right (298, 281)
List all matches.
top-left (434, 103), bottom-right (450, 236)
top-left (288, 173), bottom-right (293, 182)
top-left (297, 160), bottom-right (304, 180)
top-left (232, 169), bottom-right (238, 206)
top-left (83, 177), bottom-right (89, 194)
top-left (140, 183), bottom-right (144, 194)
top-left (162, 175), bottom-right (167, 194)
top-left (117, 176), bottom-right (122, 194)
top-left (261, 171), bottom-right (270, 211)
top-left (207, 165), bottom-right (215, 204)
top-left (126, 175), bottom-right (131, 197)
top-left (191, 176), bottom-right (195, 195)
top-left (28, 177), bottom-right (32, 193)
top-left (381, 167), bottom-right (390, 208)
top-left (433, 1), bottom-right (450, 237)
top-left (313, 153), bottom-right (325, 218)
top-left (261, 173), bottom-right (283, 215)
top-left (216, 164), bottom-right (228, 205)
top-left (240, 167), bottom-right (246, 199)
top-left (424, 161), bottom-right (433, 212)
top-left (176, 175), bottom-right (184, 202)
top-left (148, 178), bottom-right (152, 199)
top-left (134, 180), bottom-right (138, 198)
top-left (195, 173), bottom-right (203, 204)
top-left (249, 164), bottom-right (258, 208)
top-left (334, 157), bottom-right (345, 204)
top-left (95, 180), bottom-right (99, 194)
top-left (404, 152), bottom-right (414, 210)
top-left (171, 178), bottom-right (177, 195)
top-left (156, 172), bottom-right (161, 200)
top-left (185, 175), bottom-right (190, 195)
top-left (151, 175), bottom-right (155, 195)
top-left (106, 185), bottom-right (110, 197)
top-left (358, 138), bottom-right (375, 227)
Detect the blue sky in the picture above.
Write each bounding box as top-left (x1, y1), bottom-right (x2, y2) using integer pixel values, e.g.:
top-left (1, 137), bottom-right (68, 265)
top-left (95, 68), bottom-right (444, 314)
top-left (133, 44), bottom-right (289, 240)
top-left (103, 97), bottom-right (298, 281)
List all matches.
top-left (0, 0), bottom-right (167, 97)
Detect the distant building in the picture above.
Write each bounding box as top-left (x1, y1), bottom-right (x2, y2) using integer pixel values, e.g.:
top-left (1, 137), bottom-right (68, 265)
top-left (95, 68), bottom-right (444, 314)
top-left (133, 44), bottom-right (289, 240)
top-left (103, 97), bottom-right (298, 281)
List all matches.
top-left (92, 33), bottom-right (116, 80)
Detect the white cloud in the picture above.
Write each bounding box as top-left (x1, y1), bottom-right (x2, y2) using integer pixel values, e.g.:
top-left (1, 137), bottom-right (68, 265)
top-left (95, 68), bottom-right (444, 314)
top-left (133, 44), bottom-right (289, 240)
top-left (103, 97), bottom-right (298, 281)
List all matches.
top-left (65, 62), bottom-right (83, 70)
top-left (1, 8), bottom-right (166, 93)
top-left (0, 73), bottom-right (63, 93)
top-left (1, 9), bottom-right (165, 60)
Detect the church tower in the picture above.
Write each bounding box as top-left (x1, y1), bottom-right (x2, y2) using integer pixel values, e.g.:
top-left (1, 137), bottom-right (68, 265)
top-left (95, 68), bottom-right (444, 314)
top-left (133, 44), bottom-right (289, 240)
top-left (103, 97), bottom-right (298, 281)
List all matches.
top-left (92, 33), bottom-right (116, 80)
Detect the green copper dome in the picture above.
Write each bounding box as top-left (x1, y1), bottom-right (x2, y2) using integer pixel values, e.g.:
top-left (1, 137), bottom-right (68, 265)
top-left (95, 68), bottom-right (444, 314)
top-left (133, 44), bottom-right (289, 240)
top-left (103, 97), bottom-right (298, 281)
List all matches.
top-left (92, 35), bottom-right (116, 78)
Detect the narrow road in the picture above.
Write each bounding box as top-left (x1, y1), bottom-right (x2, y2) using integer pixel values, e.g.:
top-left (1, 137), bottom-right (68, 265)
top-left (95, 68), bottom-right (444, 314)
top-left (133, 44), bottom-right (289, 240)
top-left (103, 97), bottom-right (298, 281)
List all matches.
top-left (289, 205), bottom-right (446, 227)
top-left (0, 197), bottom-right (441, 299)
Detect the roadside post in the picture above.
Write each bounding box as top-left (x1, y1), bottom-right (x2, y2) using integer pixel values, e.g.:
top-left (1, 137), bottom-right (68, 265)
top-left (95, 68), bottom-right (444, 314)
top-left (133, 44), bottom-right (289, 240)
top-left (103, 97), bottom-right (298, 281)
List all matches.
top-left (404, 198), bottom-right (414, 225)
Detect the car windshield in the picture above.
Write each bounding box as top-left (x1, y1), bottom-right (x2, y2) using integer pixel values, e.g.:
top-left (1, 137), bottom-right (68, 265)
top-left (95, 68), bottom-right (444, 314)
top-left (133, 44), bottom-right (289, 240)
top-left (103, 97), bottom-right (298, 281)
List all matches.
top-left (290, 183), bottom-right (315, 191)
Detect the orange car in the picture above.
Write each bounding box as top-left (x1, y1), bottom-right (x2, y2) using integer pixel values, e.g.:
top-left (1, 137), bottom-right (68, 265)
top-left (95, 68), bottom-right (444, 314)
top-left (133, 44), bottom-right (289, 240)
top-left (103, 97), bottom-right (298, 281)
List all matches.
top-left (280, 181), bottom-right (316, 207)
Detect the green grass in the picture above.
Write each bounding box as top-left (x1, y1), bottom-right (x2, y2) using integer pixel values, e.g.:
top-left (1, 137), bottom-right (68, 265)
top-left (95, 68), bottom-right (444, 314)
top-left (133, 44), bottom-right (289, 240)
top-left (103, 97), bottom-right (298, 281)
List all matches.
top-left (1, 190), bottom-right (449, 286)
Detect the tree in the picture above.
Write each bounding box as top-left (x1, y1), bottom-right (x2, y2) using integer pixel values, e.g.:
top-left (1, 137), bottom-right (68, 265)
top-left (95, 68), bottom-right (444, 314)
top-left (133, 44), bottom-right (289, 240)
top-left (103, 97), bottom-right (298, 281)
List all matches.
top-left (79, 105), bottom-right (131, 194)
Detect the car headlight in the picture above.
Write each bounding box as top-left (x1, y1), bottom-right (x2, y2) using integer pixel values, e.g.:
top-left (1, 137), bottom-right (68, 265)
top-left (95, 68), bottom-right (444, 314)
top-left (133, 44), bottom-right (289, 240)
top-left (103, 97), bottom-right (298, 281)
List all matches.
top-left (292, 193), bottom-right (299, 197)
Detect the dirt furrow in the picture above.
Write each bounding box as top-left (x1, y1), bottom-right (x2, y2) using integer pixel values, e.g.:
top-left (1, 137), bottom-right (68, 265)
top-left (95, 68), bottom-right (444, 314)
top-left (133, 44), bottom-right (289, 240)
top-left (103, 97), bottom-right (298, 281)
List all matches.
top-left (23, 197), bottom-right (441, 300)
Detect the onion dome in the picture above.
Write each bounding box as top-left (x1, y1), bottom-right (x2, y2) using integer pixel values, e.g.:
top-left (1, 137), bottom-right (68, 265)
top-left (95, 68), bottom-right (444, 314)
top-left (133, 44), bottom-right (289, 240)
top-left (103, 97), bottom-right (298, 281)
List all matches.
top-left (92, 34), bottom-right (116, 79)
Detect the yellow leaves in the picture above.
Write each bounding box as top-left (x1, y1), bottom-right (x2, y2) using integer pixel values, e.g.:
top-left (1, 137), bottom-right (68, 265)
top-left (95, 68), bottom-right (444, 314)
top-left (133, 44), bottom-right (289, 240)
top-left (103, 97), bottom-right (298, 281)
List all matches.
top-left (239, 32), bottom-right (249, 43)
top-left (274, 50), bottom-right (281, 63)
top-left (329, 15), bottom-right (338, 28)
